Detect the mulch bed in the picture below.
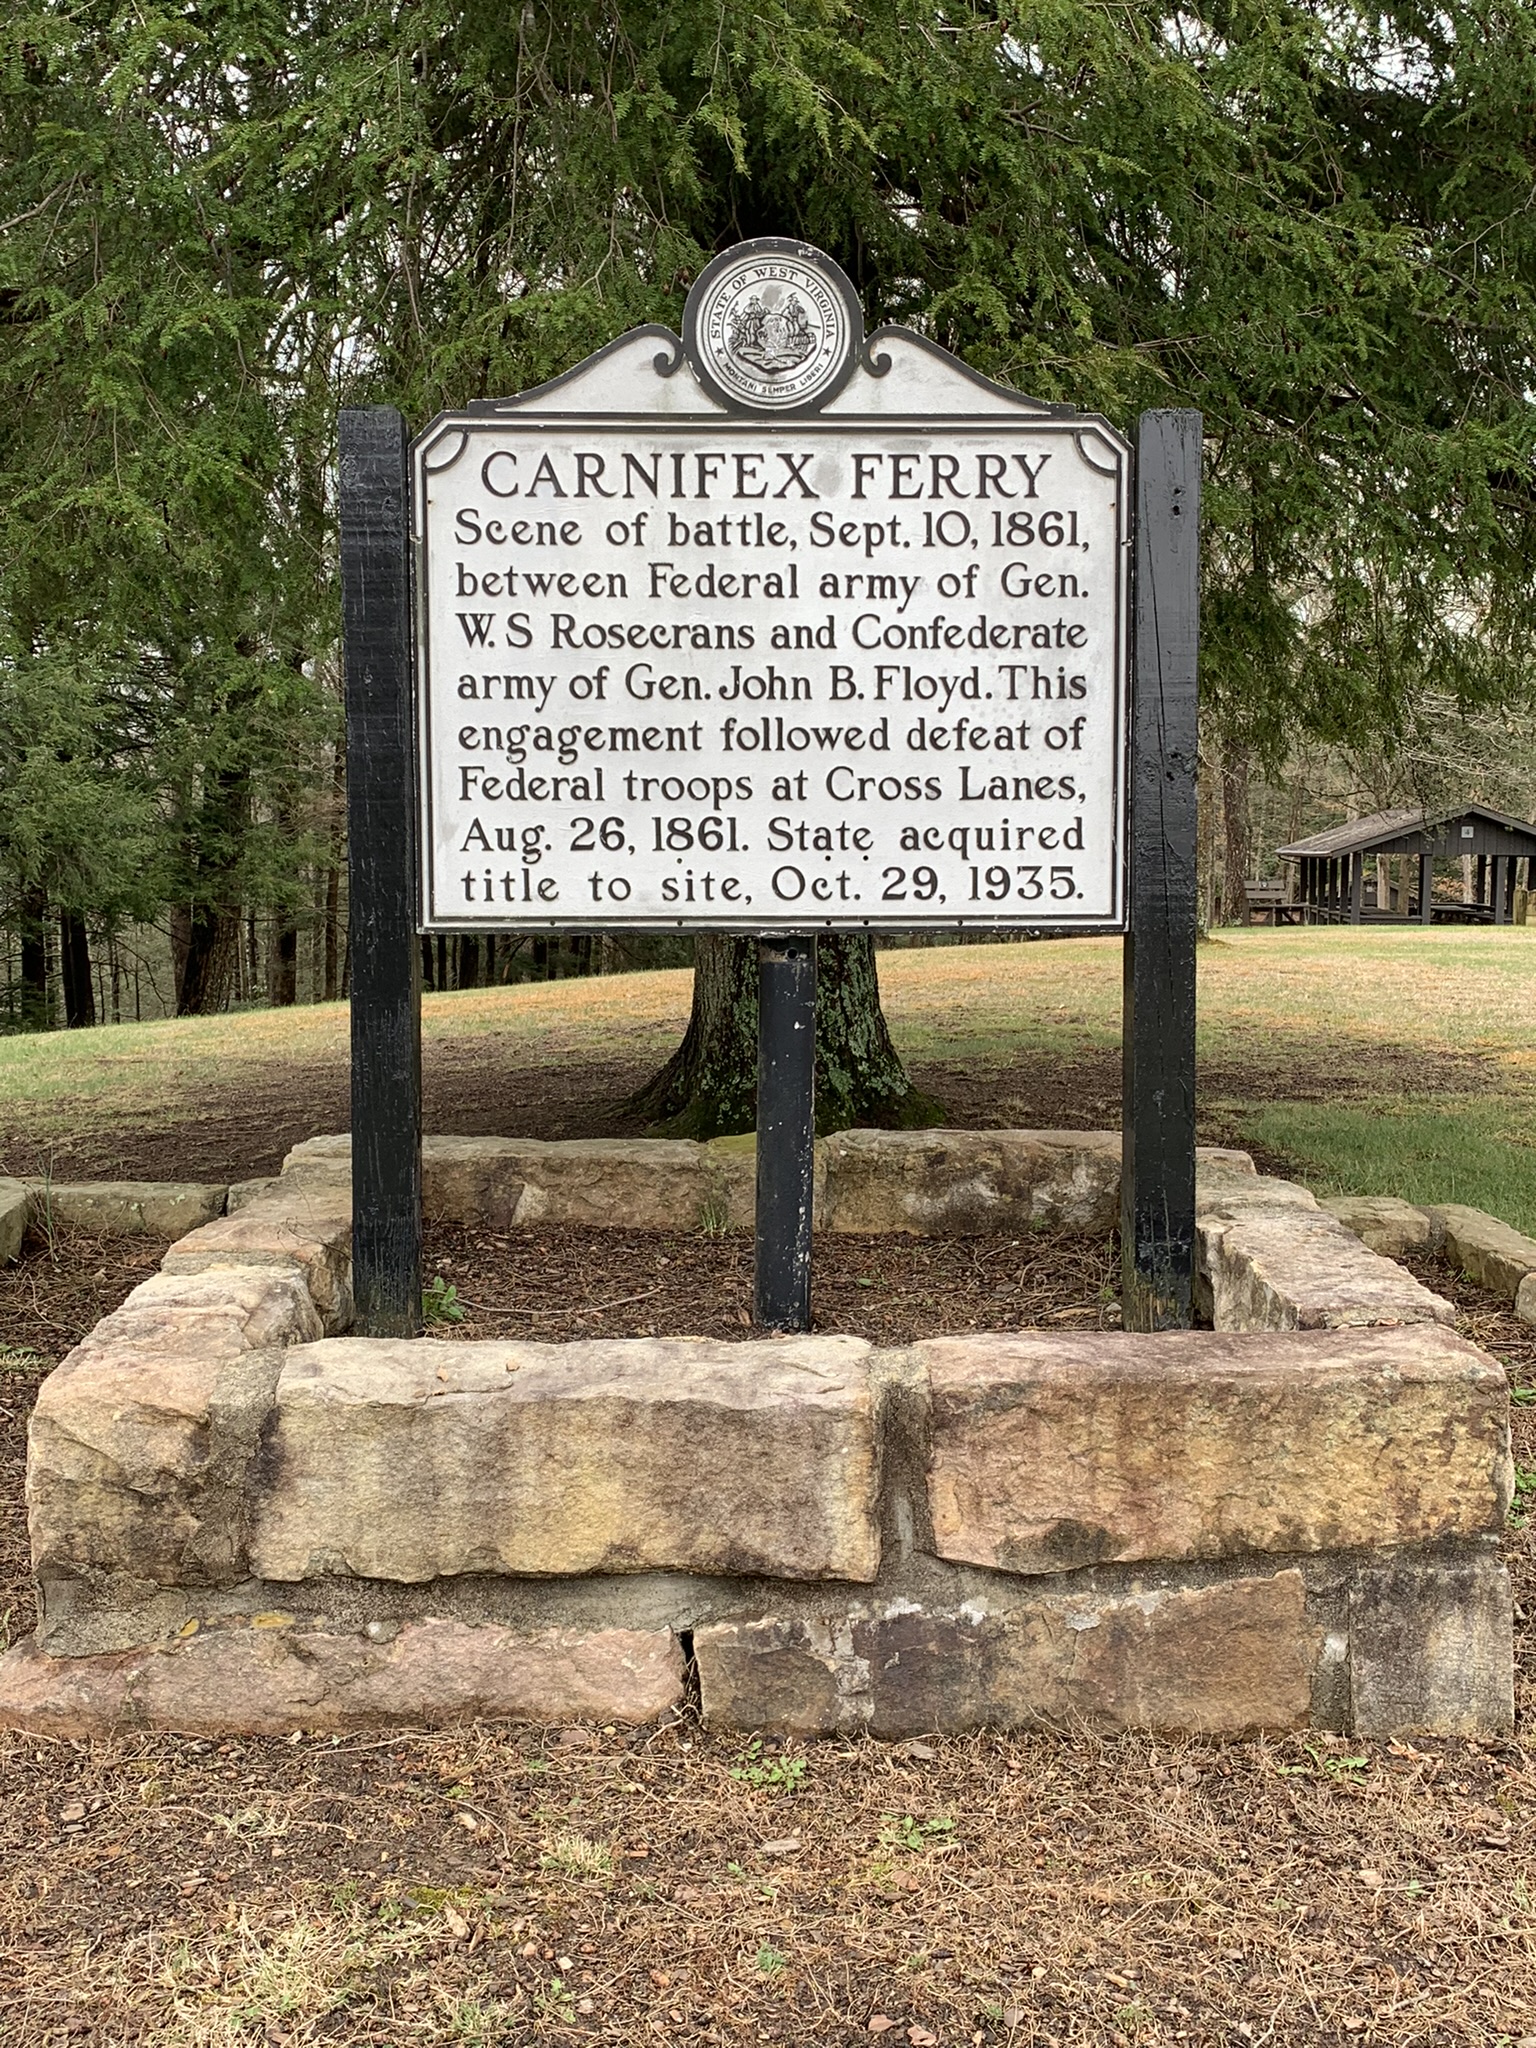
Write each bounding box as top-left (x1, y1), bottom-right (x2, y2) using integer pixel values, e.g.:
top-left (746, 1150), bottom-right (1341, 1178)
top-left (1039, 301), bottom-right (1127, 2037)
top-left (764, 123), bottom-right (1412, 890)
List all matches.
top-left (1, 1229), bottom-right (1534, 2044)
top-left (422, 1222), bottom-right (1121, 1349)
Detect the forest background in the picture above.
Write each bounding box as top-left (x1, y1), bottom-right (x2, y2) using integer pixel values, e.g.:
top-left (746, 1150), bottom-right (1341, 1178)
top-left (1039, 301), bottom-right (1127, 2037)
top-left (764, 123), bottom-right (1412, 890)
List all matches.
top-left (1, 0), bottom-right (1534, 1113)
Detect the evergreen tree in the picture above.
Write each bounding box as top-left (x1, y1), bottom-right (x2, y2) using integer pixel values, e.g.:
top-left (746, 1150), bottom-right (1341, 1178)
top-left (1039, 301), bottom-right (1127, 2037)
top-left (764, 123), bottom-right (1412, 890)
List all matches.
top-left (2, 2), bottom-right (1532, 1100)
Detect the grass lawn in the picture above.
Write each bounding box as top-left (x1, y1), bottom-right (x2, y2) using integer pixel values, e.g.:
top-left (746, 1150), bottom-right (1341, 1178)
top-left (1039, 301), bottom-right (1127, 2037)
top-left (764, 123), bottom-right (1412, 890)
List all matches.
top-left (0, 925), bottom-right (1533, 1222)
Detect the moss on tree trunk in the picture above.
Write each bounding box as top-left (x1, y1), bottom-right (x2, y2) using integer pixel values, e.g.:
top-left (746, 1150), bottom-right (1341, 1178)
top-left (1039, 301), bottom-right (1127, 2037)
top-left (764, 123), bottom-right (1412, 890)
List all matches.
top-left (626, 933), bottom-right (943, 1138)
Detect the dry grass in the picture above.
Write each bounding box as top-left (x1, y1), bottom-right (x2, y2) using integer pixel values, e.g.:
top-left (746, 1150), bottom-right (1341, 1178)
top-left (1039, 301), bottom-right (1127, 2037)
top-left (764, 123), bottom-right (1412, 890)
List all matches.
top-left (1, 1719), bottom-right (1532, 2047)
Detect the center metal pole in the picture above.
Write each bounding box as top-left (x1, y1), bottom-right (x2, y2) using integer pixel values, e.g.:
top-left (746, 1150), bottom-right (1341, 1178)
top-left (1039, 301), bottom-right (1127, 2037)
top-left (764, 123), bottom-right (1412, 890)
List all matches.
top-left (754, 936), bottom-right (817, 1331)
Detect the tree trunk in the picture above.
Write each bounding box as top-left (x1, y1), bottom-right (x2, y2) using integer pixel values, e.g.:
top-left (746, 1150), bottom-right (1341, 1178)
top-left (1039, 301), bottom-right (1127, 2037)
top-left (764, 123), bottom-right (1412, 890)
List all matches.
top-left (59, 912), bottom-right (95, 1029)
top-left (324, 749), bottom-right (344, 1001)
top-left (18, 886), bottom-right (49, 1030)
top-left (1220, 745), bottom-right (1251, 925)
top-left (173, 902), bottom-right (238, 1015)
top-left (626, 933), bottom-right (941, 1138)
top-left (271, 918), bottom-right (298, 1006)
top-left (324, 863), bottom-right (341, 999)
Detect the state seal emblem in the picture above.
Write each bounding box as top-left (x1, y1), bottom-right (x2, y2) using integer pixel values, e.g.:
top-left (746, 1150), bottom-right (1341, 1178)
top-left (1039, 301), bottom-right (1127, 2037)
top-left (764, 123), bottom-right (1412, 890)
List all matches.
top-left (683, 239), bottom-right (863, 414)
top-left (728, 290), bottom-right (816, 376)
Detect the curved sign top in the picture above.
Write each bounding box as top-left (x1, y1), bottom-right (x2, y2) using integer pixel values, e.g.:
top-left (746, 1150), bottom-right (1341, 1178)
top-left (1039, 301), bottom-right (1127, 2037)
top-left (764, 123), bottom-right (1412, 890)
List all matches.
top-left (412, 240), bottom-right (1129, 934)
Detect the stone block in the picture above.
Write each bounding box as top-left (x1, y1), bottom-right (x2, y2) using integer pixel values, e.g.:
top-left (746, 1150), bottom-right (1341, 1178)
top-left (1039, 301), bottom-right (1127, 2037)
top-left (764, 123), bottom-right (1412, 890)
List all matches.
top-left (250, 1334), bottom-right (880, 1585)
top-left (421, 1138), bottom-right (526, 1228)
top-left (1319, 1195), bottom-right (1435, 1259)
top-left (696, 1572), bottom-right (1316, 1736)
top-left (27, 1181), bottom-right (227, 1239)
top-left (1429, 1202), bottom-right (1536, 1303)
top-left (923, 1325), bottom-right (1512, 1574)
top-left (284, 1132), bottom-right (715, 1231)
top-left (1349, 1555), bottom-right (1514, 1737)
top-left (1194, 1148), bottom-right (1259, 1184)
top-left (821, 1128), bottom-right (1121, 1235)
top-left (27, 1269), bottom-right (321, 1586)
top-left (162, 1179), bottom-right (353, 1331)
top-left (701, 1134), bottom-right (828, 1230)
top-left (1198, 1206), bottom-right (1454, 1330)
top-left (0, 1177), bottom-right (28, 1262)
top-left (1196, 1172), bottom-right (1320, 1218)
top-left (693, 1614), bottom-right (865, 1734)
top-left (283, 1135), bottom-right (350, 1171)
top-left (0, 1618), bottom-right (682, 1736)
top-left (501, 1138), bottom-right (711, 1230)
top-left (227, 1178), bottom-right (282, 1213)
top-left (702, 1133), bottom-right (759, 1228)
top-left (1517, 1272), bottom-right (1536, 1328)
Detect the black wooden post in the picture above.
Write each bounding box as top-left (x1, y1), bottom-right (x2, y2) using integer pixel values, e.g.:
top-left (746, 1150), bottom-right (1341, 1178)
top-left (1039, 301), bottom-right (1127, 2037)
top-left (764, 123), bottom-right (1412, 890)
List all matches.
top-left (341, 407), bottom-right (423, 1336)
top-left (754, 937), bottom-right (816, 1331)
top-left (1350, 852), bottom-right (1364, 924)
top-left (1420, 851), bottom-right (1434, 924)
top-left (1122, 409), bottom-right (1201, 1333)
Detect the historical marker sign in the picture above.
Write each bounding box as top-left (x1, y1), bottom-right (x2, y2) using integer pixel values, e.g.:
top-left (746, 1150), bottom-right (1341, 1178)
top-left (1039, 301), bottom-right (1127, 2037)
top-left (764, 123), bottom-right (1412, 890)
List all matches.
top-left (412, 240), bottom-right (1130, 934)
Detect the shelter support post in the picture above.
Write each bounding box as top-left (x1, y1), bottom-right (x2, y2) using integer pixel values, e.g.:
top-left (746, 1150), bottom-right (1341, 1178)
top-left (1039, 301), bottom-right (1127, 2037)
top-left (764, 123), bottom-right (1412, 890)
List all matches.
top-left (1350, 852), bottom-right (1364, 924)
top-left (1495, 856), bottom-right (1507, 925)
top-left (1122, 409), bottom-right (1200, 1332)
top-left (754, 936), bottom-right (816, 1332)
top-left (341, 407), bottom-right (423, 1337)
top-left (1420, 852), bottom-right (1434, 925)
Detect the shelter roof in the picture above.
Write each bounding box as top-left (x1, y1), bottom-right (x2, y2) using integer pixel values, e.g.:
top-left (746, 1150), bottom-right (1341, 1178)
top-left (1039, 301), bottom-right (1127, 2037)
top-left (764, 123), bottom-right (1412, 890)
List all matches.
top-left (1276, 808), bottom-right (1424, 858)
top-left (1277, 802), bottom-right (1536, 860)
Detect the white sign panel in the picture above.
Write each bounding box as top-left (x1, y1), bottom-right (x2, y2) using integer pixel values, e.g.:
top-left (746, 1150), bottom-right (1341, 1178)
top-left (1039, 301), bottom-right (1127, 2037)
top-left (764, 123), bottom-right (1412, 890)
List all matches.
top-left (413, 241), bottom-right (1128, 933)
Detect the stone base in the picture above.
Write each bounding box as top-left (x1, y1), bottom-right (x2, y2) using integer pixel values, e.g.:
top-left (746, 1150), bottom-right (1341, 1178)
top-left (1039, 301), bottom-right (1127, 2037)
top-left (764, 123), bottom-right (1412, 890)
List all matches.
top-left (0, 1547), bottom-right (1511, 1740)
top-left (6, 1313), bottom-right (1514, 1738)
top-left (3, 1131), bottom-right (1517, 1739)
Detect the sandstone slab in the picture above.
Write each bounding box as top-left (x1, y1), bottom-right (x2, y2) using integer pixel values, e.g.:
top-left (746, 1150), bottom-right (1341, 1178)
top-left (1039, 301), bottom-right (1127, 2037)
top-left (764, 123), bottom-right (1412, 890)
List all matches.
top-left (282, 1135), bottom-right (529, 1228)
top-left (0, 1618), bottom-right (682, 1736)
top-left (1319, 1195), bottom-right (1435, 1259)
top-left (1429, 1203), bottom-right (1536, 1302)
top-left (499, 1138), bottom-right (712, 1229)
top-left (28, 1180), bottom-right (227, 1239)
top-left (923, 1325), bottom-right (1512, 1574)
top-left (1197, 1206), bottom-right (1454, 1331)
top-left (1349, 1555), bottom-right (1514, 1737)
top-left (250, 1334), bottom-right (880, 1584)
top-left (0, 1176), bottom-right (28, 1262)
top-left (1193, 1149), bottom-right (1259, 1186)
top-left (285, 1132), bottom-right (712, 1231)
top-left (163, 1179), bottom-right (353, 1331)
top-left (821, 1128), bottom-right (1121, 1235)
top-left (697, 1572), bottom-right (1316, 1736)
top-left (28, 1269), bottom-right (322, 1586)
